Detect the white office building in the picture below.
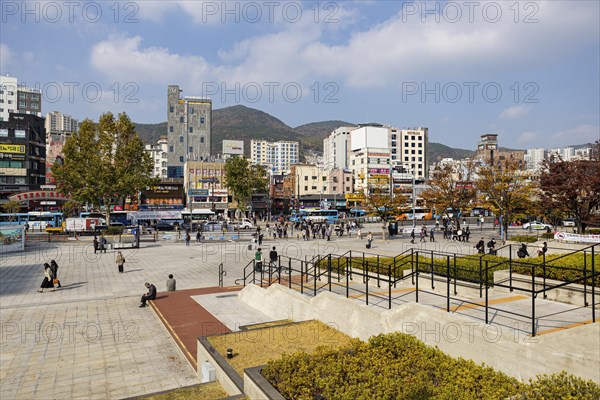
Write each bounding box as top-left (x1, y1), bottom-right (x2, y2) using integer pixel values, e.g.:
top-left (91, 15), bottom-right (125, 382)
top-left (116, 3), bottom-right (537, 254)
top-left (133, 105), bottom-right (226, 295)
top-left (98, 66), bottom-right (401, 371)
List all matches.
top-left (251, 139), bottom-right (299, 175)
top-left (0, 75), bottom-right (17, 122)
top-left (145, 138), bottom-right (169, 179)
top-left (323, 126), bottom-right (357, 170)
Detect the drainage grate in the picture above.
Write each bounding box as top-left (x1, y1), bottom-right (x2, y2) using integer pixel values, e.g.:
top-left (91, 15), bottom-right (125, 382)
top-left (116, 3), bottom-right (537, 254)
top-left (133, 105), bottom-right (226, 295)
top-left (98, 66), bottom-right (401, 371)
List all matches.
top-left (215, 294), bottom-right (238, 299)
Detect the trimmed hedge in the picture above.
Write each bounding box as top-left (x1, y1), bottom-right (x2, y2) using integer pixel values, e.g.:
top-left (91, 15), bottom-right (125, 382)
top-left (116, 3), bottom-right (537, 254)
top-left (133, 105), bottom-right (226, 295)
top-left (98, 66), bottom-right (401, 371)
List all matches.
top-left (263, 332), bottom-right (600, 399)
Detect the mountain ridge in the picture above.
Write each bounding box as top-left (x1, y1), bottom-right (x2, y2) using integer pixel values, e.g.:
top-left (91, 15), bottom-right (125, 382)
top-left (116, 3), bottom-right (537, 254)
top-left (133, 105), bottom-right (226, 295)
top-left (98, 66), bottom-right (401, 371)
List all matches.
top-left (133, 105), bottom-right (589, 164)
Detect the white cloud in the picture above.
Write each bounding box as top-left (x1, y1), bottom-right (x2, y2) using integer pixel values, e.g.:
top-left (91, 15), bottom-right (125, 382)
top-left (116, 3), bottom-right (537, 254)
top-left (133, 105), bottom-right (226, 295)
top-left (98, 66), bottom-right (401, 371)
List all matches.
top-left (90, 1), bottom-right (599, 92)
top-left (550, 125), bottom-right (600, 146)
top-left (500, 105), bottom-right (530, 120)
top-left (89, 35), bottom-right (212, 87)
top-left (0, 43), bottom-right (14, 73)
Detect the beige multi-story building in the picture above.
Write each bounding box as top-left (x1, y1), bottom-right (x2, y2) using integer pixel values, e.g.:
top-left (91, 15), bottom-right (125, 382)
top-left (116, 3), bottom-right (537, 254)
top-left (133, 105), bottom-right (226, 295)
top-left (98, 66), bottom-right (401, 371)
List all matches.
top-left (395, 127), bottom-right (428, 180)
top-left (45, 111), bottom-right (78, 133)
top-left (145, 138), bottom-right (169, 179)
top-left (251, 139), bottom-right (299, 174)
top-left (183, 160), bottom-right (228, 214)
top-left (349, 148), bottom-right (392, 195)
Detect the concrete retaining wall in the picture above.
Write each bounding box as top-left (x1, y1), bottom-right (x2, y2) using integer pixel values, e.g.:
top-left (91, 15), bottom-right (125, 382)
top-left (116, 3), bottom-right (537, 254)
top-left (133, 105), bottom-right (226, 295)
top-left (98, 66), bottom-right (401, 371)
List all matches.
top-left (196, 337), bottom-right (243, 396)
top-left (238, 284), bottom-right (600, 383)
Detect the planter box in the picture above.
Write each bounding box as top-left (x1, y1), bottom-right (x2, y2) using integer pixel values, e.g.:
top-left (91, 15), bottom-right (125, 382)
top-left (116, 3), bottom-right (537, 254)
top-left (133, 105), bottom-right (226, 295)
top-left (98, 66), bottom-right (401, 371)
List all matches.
top-left (244, 366), bottom-right (285, 400)
top-left (197, 336), bottom-right (243, 397)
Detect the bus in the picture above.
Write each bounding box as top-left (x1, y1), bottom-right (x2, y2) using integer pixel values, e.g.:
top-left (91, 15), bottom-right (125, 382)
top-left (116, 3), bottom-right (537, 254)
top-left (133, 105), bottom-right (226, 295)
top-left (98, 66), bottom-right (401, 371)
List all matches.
top-left (397, 207), bottom-right (434, 221)
top-left (295, 209), bottom-right (339, 224)
top-left (0, 212), bottom-right (64, 230)
top-left (181, 209), bottom-right (215, 228)
top-left (80, 211), bottom-right (131, 226)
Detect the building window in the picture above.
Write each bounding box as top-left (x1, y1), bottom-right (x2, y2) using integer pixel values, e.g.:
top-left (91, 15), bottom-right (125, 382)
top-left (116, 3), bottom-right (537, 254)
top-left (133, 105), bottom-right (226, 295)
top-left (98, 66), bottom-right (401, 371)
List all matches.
top-left (189, 108), bottom-right (194, 114)
top-left (19, 101), bottom-right (26, 108)
top-left (15, 129), bottom-right (26, 138)
top-left (179, 156), bottom-right (184, 162)
top-left (179, 136), bottom-right (183, 142)
top-left (418, 150), bottom-right (422, 155)
top-left (333, 186), bottom-right (337, 191)
top-left (169, 145), bottom-right (173, 152)
top-left (418, 143), bottom-right (422, 147)
top-left (322, 176), bottom-right (326, 181)
top-left (405, 135), bottom-right (408, 140)
top-left (169, 126), bottom-right (173, 132)
top-left (304, 186), bottom-right (308, 191)
top-left (179, 117), bottom-right (184, 123)
top-left (412, 136), bottom-right (415, 140)
top-left (312, 186), bottom-right (317, 190)
top-left (200, 136), bottom-right (204, 144)
top-left (304, 176), bottom-right (308, 181)
top-left (189, 146), bottom-right (193, 153)
top-left (169, 106), bottom-right (174, 112)
top-left (189, 127), bottom-right (193, 133)
top-left (200, 117), bottom-right (205, 124)
top-left (0, 129), bottom-right (7, 137)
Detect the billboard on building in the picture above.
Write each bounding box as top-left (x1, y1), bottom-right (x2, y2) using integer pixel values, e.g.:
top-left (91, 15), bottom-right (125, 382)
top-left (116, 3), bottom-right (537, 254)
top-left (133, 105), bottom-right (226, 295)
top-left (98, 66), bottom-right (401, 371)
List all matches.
top-left (222, 140), bottom-right (244, 155)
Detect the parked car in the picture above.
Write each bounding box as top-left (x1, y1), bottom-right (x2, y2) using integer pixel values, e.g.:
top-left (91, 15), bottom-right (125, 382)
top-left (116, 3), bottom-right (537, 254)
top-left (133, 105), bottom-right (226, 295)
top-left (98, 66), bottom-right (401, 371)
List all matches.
top-left (522, 221), bottom-right (553, 231)
top-left (201, 221), bottom-right (223, 231)
top-left (237, 218), bottom-right (255, 229)
top-left (562, 219), bottom-right (576, 227)
top-left (95, 222), bottom-right (125, 231)
top-left (155, 221), bottom-right (175, 231)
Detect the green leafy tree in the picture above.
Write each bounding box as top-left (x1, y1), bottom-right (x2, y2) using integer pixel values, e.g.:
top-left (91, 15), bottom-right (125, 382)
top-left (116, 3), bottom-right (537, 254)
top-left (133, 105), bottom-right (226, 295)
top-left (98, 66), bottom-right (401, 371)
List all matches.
top-left (421, 163), bottom-right (477, 229)
top-left (538, 142), bottom-right (600, 233)
top-left (52, 112), bottom-right (155, 224)
top-left (223, 156), bottom-right (268, 217)
top-left (476, 158), bottom-right (536, 241)
top-left (2, 200), bottom-right (22, 219)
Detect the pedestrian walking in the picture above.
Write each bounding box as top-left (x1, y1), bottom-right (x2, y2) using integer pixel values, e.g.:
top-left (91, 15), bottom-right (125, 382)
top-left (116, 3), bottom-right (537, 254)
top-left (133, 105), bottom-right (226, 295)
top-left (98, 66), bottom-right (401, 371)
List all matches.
top-left (430, 228), bottom-right (435, 242)
top-left (357, 228), bottom-right (362, 240)
top-left (50, 260), bottom-right (61, 288)
top-left (366, 232), bottom-right (373, 249)
top-left (99, 235), bottom-right (107, 253)
top-left (185, 232), bottom-right (191, 246)
top-left (93, 236), bottom-right (98, 254)
top-left (419, 229), bottom-right (425, 242)
top-left (410, 229), bottom-right (415, 244)
top-left (115, 251), bottom-right (125, 273)
top-left (196, 230), bottom-right (201, 243)
top-left (37, 263), bottom-right (55, 293)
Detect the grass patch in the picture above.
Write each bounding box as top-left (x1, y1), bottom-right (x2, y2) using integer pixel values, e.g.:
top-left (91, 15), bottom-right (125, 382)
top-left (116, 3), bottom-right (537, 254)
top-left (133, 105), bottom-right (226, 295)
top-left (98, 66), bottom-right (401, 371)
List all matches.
top-left (139, 382), bottom-right (227, 400)
top-left (207, 320), bottom-right (352, 377)
top-left (241, 319), bottom-right (292, 330)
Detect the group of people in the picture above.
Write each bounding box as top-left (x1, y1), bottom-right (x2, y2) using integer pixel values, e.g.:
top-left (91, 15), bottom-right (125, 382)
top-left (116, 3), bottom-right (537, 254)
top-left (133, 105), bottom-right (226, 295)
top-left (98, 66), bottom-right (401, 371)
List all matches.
top-left (93, 235), bottom-right (108, 253)
top-left (139, 275), bottom-right (177, 308)
top-left (517, 241), bottom-right (548, 258)
top-left (475, 237), bottom-right (497, 255)
top-left (254, 246), bottom-right (279, 273)
top-left (37, 260), bottom-right (61, 293)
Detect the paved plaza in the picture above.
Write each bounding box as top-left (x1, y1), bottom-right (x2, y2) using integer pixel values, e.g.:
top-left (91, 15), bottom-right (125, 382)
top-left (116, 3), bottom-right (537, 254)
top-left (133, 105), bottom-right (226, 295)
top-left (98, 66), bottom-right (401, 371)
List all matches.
top-left (0, 227), bottom-right (593, 399)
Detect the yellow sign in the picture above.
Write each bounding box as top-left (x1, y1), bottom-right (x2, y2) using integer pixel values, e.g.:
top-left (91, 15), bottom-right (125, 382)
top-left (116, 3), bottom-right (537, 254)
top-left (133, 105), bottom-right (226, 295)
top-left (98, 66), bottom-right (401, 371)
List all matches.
top-left (0, 144), bottom-right (25, 154)
top-left (371, 174), bottom-right (389, 179)
top-left (346, 193), bottom-right (365, 201)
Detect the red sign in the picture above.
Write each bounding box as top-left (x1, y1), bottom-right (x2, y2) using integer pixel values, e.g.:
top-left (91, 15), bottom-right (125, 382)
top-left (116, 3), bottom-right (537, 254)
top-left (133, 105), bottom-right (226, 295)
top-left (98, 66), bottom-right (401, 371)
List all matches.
top-left (9, 191), bottom-right (72, 202)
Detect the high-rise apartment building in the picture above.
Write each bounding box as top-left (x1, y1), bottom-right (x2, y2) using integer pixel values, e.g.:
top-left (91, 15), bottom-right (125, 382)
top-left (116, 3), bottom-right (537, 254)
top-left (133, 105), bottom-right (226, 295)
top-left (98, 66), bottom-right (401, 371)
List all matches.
top-left (524, 148), bottom-right (546, 171)
top-left (166, 85), bottom-right (212, 178)
top-left (251, 139), bottom-right (299, 174)
top-left (45, 111), bottom-right (78, 184)
top-left (145, 137), bottom-right (169, 179)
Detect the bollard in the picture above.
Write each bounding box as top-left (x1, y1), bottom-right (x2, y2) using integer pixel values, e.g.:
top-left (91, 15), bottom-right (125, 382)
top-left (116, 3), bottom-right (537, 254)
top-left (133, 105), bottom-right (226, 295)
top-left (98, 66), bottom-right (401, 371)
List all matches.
top-left (227, 349), bottom-right (233, 359)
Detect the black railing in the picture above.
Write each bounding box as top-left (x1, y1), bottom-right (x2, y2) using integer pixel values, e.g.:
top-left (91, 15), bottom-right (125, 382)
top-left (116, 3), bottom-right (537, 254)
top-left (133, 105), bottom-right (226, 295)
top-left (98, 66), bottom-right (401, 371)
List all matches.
top-left (235, 243), bottom-right (599, 336)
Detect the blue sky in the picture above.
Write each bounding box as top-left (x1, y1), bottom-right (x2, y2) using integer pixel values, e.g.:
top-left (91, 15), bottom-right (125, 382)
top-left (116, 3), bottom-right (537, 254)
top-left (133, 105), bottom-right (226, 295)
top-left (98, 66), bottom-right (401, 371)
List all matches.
top-left (1, 0), bottom-right (599, 149)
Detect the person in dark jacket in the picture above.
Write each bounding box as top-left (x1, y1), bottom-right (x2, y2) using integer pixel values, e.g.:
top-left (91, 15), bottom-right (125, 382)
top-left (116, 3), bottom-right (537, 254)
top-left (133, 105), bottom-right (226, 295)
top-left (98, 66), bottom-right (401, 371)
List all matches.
top-left (475, 238), bottom-right (485, 254)
top-left (50, 260), bottom-right (61, 288)
top-left (139, 282), bottom-right (157, 307)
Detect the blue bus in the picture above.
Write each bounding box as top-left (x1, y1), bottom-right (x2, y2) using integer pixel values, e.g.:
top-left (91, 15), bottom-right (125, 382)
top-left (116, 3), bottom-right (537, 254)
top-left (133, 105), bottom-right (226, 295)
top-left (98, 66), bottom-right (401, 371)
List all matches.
top-left (0, 212), bottom-right (64, 230)
top-left (294, 209), bottom-right (339, 224)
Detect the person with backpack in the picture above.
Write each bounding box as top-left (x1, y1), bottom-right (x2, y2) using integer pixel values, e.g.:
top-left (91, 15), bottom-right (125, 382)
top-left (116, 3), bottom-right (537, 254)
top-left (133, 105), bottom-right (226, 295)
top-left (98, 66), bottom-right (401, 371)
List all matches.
top-left (475, 238), bottom-right (485, 254)
top-left (269, 246), bottom-right (278, 272)
top-left (517, 243), bottom-right (530, 258)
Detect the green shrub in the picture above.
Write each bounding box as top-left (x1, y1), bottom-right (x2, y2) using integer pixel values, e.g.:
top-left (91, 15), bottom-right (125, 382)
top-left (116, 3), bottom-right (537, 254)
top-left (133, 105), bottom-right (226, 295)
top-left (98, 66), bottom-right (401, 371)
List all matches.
top-left (509, 235), bottom-right (539, 243)
top-left (586, 228), bottom-right (600, 234)
top-left (517, 371), bottom-right (600, 399)
top-left (263, 333), bottom-right (600, 400)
